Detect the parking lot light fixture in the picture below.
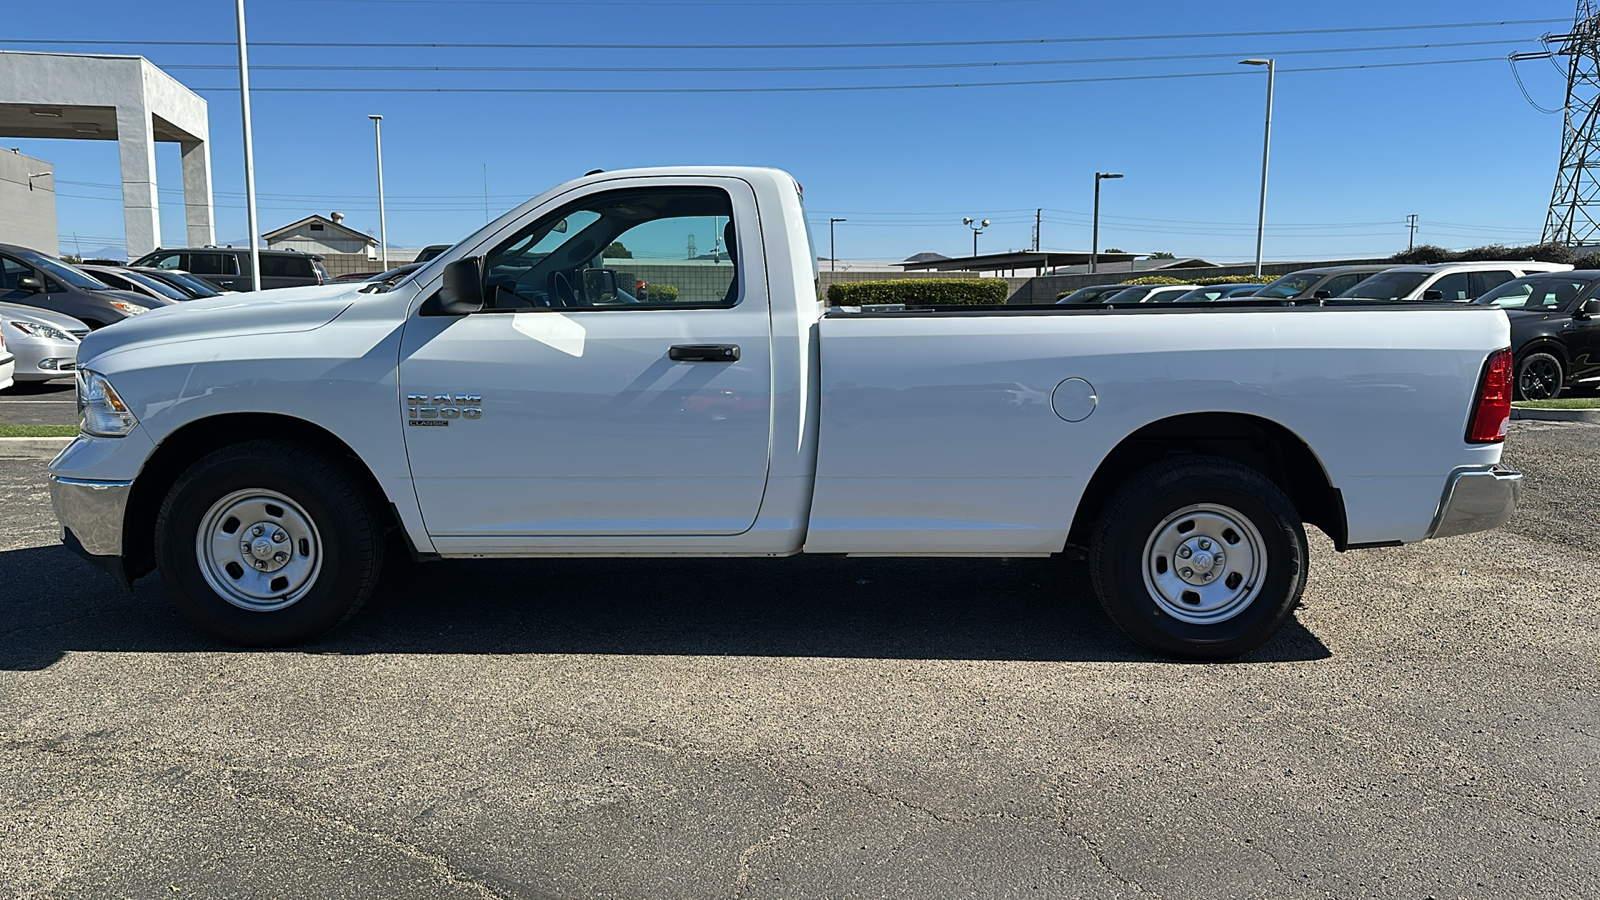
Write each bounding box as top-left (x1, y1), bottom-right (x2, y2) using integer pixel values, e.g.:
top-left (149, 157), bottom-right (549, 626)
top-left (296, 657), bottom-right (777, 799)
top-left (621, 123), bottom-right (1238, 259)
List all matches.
top-left (369, 114), bottom-right (388, 271)
top-left (1092, 172), bottom-right (1123, 275)
top-left (829, 217), bottom-right (846, 272)
top-left (963, 217), bottom-right (990, 259)
top-left (1240, 58), bottom-right (1275, 277)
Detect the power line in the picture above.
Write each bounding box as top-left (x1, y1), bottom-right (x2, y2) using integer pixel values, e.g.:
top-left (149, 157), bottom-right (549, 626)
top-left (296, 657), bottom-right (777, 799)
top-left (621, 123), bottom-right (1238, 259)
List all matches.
top-left (0, 18), bottom-right (1565, 52)
top-left (178, 57), bottom-right (1511, 95)
top-left (154, 39), bottom-right (1528, 74)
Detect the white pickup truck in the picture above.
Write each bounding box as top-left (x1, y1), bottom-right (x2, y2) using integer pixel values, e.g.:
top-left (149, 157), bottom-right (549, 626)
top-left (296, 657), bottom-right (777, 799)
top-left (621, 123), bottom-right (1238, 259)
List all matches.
top-left (48, 167), bottom-right (1523, 659)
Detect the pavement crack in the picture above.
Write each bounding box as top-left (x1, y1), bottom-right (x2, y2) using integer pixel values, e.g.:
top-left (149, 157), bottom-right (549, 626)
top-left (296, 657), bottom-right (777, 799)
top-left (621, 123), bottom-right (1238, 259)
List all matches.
top-left (227, 780), bottom-right (513, 900)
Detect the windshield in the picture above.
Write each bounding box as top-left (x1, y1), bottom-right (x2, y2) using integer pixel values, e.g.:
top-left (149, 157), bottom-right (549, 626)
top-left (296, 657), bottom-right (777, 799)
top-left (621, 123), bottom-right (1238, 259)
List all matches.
top-left (1256, 272), bottom-right (1320, 299)
top-left (1338, 271), bottom-right (1428, 300)
top-left (122, 271), bottom-right (190, 301)
top-left (1474, 276), bottom-right (1591, 310)
top-left (1100, 287), bottom-right (1146, 303)
top-left (156, 271), bottom-right (222, 297)
top-left (21, 252), bottom-right (111, 290)
top-left (1058, 285), bottom-right (1126, 303)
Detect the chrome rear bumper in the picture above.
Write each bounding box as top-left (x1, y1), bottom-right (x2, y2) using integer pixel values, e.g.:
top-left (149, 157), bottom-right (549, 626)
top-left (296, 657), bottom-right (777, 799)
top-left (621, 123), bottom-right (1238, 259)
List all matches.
top-left (1427, 465), bottom-right (1523, 539)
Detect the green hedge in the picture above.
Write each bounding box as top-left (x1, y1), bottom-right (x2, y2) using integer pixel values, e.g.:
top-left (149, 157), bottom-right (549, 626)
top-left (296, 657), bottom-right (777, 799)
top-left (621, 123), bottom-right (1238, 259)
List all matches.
top-left (646, 284), bottom-right (680, 302)
top-left (1119, 276), bottom-right (1186, 286)
top-left (1191, 274), bottom-right (1274, 285)
top-left (1391, 242), bottom-right (1600, 267)
top-left (826, 278), bottom-right (1009, 306)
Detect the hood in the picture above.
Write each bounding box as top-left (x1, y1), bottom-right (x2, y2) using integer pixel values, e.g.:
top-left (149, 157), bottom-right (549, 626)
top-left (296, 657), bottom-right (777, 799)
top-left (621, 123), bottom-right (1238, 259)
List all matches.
top-left (79, 282), bottom-right (364, 367)
top-left (0, 302), bottom-right (90, 333)
top-left (101, 287), bottom-right (176, 310)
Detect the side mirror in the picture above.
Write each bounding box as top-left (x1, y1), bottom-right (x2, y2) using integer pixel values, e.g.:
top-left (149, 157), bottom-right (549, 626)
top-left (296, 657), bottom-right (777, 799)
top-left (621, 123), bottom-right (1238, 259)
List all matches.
top-left (437, 258), bottom-right (485, 315)
top-left (1422, 289), bottom-right (1445, 301)
top-left (16, 275), bottom-right (42, 293)
top-left (1313, 289), bottom-right (1332, 299)
top-left (582, 268), bottom-right (618, 302)
top-left (1578, 298), bottom-right (1600, 319)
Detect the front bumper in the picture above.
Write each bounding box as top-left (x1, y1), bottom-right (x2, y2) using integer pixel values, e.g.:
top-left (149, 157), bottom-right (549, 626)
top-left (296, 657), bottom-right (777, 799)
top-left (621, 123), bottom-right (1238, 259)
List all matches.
top-left (1427, 465), bottom-right (1523, 539)
top-left (49, 475), bottom-right (133, 562)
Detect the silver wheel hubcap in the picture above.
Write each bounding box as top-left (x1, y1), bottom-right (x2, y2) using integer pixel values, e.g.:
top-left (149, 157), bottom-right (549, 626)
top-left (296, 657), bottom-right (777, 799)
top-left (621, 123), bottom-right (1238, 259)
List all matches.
top-left (196, 489), bottom-right (323, 612)
top-left (1141, 503), bottom-right (1267, 625)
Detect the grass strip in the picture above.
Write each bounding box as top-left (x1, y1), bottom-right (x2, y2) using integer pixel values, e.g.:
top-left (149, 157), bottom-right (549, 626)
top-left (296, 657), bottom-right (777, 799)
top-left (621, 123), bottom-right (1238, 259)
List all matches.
top-left (0, 425), bottom-right (78, 438)
top-left (1512, 397), bottom-right (1600, 409)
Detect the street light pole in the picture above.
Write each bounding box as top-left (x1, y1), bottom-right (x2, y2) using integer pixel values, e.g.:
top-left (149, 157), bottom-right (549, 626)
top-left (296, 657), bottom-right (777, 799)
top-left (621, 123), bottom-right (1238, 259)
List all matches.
top-left (962, 216), bottom-right (990, 260)
top-left (234, 0), bottom-right (261, 291)
top-left (369, 114), bottom-right (388, 271)
top-left (1091, 172), bottom-right (1122, 275)
top-left (1241, 58), bottom-right (1275, 277)
top-left (829, 217), bottom-right (846, 272)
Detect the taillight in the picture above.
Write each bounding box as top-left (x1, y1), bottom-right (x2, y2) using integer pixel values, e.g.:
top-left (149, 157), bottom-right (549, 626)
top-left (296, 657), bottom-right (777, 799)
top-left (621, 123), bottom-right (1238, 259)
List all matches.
top-left (1466, 348), bottom-right (1514, 443)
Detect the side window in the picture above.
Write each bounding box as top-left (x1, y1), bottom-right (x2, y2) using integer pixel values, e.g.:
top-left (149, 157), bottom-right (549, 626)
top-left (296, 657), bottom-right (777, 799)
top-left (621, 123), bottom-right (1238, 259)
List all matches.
top-left (1471, 270), bottom-right (1514, 298)
top-left (260, 256), bottom-right (312, 278)
top-left (184, 252), bottom-right (229, 275)
top-left (1430, 272), bottom-right (1471, 301)
top-left (0, 256), bottom-right (30, 290)
top-left (480, 187), bottom-right (739, 310)
top-left (148, 252), bottom-right (184, 270)
top-left (1319, 273), bottom-right (1362, 296)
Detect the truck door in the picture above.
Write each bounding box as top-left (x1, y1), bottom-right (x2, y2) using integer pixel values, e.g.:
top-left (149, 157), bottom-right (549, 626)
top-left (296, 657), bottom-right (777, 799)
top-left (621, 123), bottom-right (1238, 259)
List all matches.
top-left (397, 179), bottom-right (773, 546)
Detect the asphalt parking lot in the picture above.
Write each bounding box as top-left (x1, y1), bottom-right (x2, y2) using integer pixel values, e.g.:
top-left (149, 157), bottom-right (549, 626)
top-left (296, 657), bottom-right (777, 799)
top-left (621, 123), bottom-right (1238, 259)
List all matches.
top-left (1, 421), bottom-right (1596, 898)
top-left (0, 380), bottom-right (76, 427)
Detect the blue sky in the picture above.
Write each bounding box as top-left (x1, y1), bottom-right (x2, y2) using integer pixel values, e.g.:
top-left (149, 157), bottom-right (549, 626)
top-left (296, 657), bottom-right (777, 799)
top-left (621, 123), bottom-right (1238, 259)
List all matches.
top-left (1, 0), bottom-right (1579, 263)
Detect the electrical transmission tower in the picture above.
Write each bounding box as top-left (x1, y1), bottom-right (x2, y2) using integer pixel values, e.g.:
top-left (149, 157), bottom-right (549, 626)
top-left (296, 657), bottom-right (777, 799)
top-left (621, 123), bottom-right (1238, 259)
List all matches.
top-left (1539, 1), bottom-right (1600, 246)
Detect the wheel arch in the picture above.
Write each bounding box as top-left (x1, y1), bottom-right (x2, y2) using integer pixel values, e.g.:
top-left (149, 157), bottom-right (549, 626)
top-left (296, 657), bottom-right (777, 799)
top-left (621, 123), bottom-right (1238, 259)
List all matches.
top-left (1516, 338), bottom-right (1569, 366)
top-left (1066, 412), bottom-right (1347, 551)
top-left (122, 413), bottom-right (397, 582)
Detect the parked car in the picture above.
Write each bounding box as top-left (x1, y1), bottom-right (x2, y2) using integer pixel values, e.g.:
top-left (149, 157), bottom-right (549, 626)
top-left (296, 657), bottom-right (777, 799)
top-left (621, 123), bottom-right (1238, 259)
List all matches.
top-left (1336, 262), bottom-right (1573, 303)
top-left (0, 244), bottom-right (169, 329)
top-left (1056, 284), bottom-right (1135, 304)
top-left (0, 304), bottom-right (82, 384)
top-left (0, 328), bottom-right (13, 391)
top-left (413, 244), bottom-right (452, 264)
top-left (49, 166), bottom-right (1523, 661)
top-left (1101, 284), bottom-right (1201, 304)
top-left (1164, 284), bottom-right (1268, 303)
top-left (1472, 270), bottom-right (1600, 400)
top-left (1254, 265), bottom-right (1392, 302)
top-left (132, 267), bottom-right (231, 299)
top-left (131, 247), bottom-right (329, 291)
top-left (79, 264), bottom-right (195, 303)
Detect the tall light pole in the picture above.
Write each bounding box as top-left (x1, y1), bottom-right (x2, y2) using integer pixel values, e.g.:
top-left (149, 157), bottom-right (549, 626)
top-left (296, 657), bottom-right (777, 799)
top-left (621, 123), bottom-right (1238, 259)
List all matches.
top-left (1241, 58), bottom-right (1275, 277)
top-left (962, 216), bottom-right (990, 259)
top-left (234, 0), bottom-right (261, 291)
top-left (829, 217), bottom-right (846, 272)
top-left (1091, 172), bottom-right (1122, 275)
top-left (369, 114), bottom-right (388, 271)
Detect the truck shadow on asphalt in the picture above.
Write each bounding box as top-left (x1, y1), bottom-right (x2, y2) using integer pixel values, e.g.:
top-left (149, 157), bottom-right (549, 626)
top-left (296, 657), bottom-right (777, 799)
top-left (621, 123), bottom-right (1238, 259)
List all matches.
top-left (0, 543), bottom-right (1331, 670)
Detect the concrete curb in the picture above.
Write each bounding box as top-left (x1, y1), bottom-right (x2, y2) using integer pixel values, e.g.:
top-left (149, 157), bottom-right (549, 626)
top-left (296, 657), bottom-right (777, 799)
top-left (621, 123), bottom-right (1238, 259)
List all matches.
top-left (1511, 406), bottom-right (1600, 424)
top-left (0, 436), bottom-right (73, 459)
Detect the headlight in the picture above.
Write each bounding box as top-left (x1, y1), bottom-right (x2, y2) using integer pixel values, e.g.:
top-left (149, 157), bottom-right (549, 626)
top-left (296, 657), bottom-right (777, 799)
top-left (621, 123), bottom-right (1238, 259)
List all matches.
top-left (108, 300), bottom-right (147, 316)
top-left (77, 369), bottom-right (139, 437)
top-left (8, 320), bottom-right (73, 342)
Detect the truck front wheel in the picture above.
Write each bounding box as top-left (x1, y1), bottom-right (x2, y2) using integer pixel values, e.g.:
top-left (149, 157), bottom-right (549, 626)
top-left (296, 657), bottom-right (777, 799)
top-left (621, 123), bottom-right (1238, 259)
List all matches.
top-left (1088, 455), bottom-right (1307, 660)
top-left (154, 440), bottom-right (384, 646)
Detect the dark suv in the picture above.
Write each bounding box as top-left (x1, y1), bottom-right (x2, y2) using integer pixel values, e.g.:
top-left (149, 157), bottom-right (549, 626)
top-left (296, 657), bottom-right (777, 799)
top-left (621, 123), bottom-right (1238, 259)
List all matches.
top-left (131, 247), bottom-right (328, 291)
top-left (1474, 270), bottom-right (1600, 400)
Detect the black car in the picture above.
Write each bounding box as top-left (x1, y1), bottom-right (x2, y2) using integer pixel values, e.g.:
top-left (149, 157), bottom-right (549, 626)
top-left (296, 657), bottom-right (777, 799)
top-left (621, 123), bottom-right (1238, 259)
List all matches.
top-left (1474, 271), bottom-right (1600, 400)
top-left (131, 247), bottom-right (329, 291)
top-left (1055, 283), bottom-right (1136, 304)
top-left (0, 244), bottom-right (170, 329)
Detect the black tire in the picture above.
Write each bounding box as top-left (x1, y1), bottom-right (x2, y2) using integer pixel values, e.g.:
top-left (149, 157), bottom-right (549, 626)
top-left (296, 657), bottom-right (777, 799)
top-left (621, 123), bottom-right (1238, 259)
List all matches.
top-left (1088, 455), bottom-right (1308, 660)
top-left (1515, 351), bottom-right (1564, 401)
top-left (155, 440), bottom-right (384, 646)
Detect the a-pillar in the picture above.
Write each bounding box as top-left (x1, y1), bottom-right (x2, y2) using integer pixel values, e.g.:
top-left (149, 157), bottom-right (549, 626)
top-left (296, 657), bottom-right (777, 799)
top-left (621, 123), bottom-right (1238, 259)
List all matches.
top-left (116, 106), bottom-right (160, 259)
top-left (180, 139), bottom-right (214, 247)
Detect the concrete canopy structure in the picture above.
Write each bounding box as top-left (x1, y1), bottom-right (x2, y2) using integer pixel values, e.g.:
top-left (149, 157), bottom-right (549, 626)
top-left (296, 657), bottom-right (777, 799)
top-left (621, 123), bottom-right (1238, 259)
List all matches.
top-left (0, 52), bottom-right (213, 258)
top-left (898, 249), bottom-right (1138, 276)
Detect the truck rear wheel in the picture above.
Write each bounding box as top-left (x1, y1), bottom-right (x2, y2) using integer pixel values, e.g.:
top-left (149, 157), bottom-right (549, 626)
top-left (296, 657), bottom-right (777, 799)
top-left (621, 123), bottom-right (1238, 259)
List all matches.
top-left (154, 440), bottom-right (384, 646)
top-left (1088, 455), bottom-right (1307, 660)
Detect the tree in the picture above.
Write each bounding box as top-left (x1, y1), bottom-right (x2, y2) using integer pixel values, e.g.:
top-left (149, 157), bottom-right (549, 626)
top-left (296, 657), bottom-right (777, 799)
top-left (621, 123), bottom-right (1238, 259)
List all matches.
top-left (604, 241), bottom-right (632, 259)
top-left (1104, 248), bottom-right (1126, 254)
top-left (1150, 251), bottom-right (1175, 259)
